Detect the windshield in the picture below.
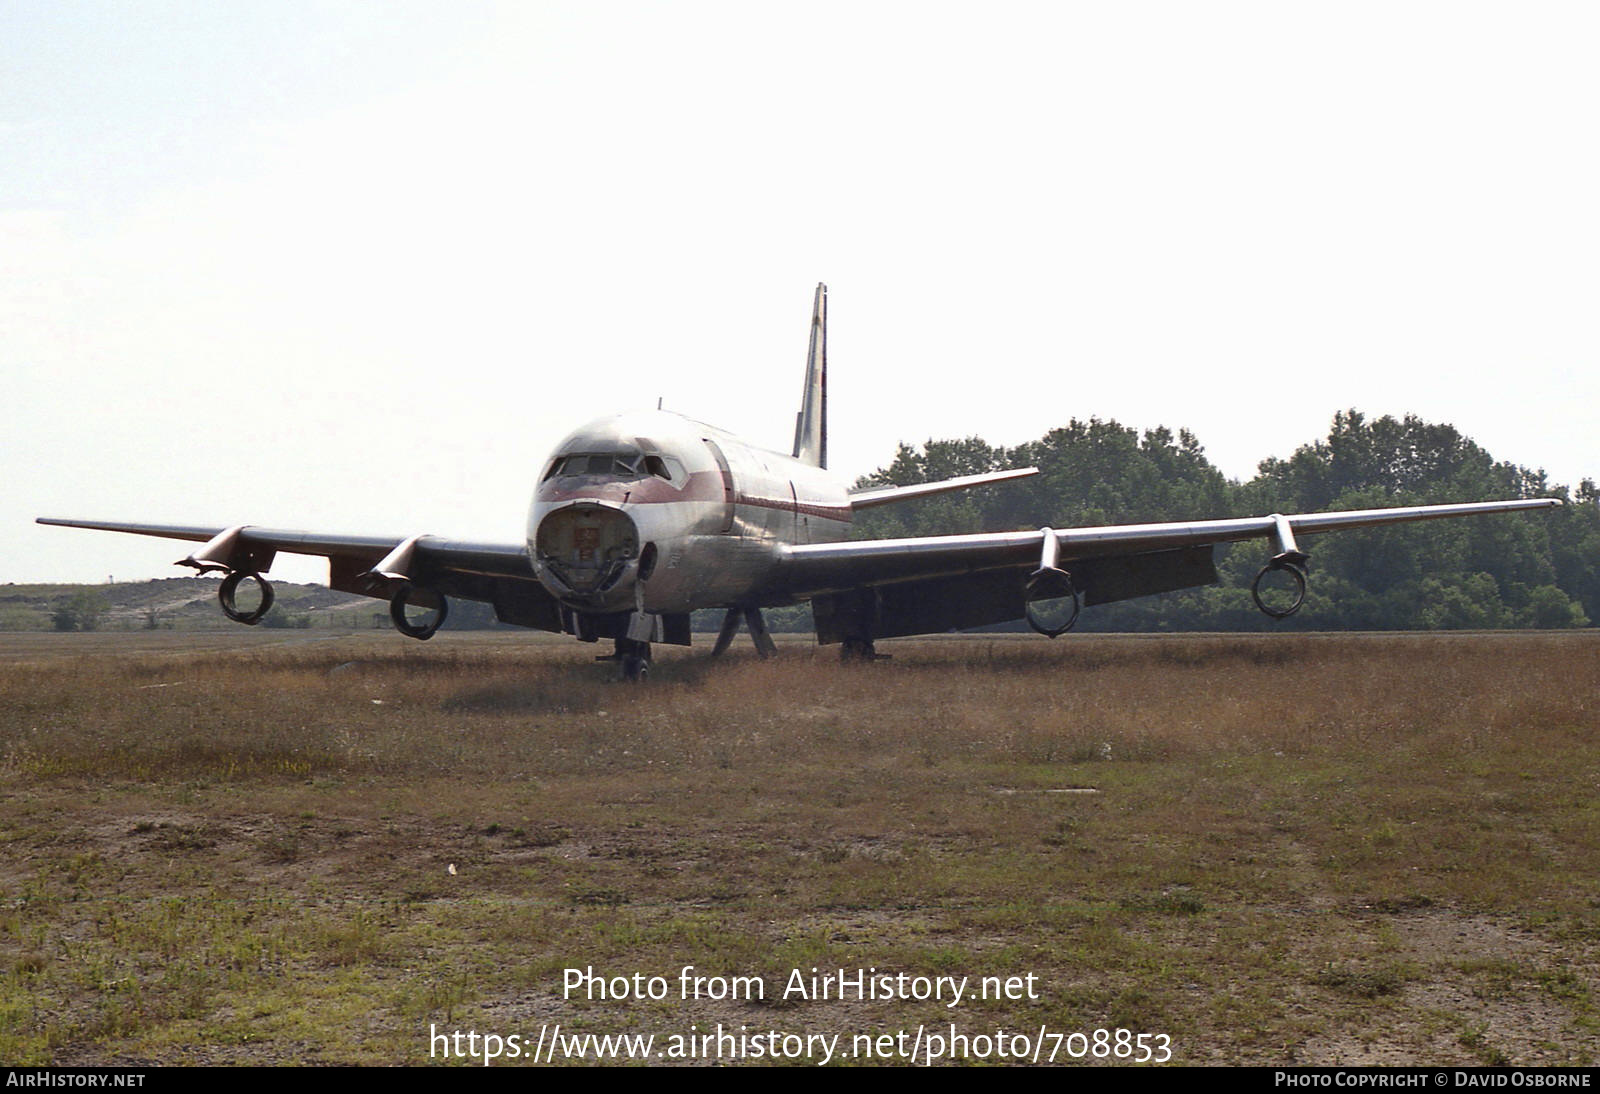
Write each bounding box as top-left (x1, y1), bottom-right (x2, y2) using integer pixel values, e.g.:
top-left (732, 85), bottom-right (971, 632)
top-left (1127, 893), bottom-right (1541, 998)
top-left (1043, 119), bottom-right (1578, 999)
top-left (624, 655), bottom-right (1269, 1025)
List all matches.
top-left (542, 452), bottom-right (684, 486)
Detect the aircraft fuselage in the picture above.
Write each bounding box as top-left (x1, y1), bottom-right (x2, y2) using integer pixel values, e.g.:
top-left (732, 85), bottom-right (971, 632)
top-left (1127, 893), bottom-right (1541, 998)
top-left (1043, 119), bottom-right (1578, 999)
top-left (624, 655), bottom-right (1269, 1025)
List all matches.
top-left (527, 409), bottom-right (850, 619)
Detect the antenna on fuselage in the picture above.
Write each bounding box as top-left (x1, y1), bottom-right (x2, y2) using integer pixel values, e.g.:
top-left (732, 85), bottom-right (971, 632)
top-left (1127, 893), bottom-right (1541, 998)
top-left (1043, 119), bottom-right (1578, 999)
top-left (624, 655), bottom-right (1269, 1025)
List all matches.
top-left (792, 282), bottom-right (828, 469)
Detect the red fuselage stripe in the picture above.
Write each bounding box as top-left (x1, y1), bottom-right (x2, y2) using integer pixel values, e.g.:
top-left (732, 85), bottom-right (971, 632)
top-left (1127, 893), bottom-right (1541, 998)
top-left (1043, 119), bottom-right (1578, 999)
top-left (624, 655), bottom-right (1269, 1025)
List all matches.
top-left (733, 493), bottom-right (852, 522)
top-left (538, 472), bottom-right (852, 522)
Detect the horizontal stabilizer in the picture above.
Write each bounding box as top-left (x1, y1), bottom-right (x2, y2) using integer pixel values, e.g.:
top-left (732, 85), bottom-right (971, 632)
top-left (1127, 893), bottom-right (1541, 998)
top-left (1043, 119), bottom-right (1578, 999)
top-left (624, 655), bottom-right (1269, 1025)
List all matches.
top-left (848, 467), bottom-right (1039, 510)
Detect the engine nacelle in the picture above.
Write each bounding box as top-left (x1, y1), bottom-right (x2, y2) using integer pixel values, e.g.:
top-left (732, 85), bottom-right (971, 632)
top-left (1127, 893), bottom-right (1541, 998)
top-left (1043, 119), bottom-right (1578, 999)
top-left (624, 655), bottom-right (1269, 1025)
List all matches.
top-left (389, 581), bottom-right (448, 640)
top-left (1024, 566), bottom-right (1080, 638)
top-left (218, 571), bottom-right (274, 625)
top-left (1251, 554), bottom-right (1308, 619)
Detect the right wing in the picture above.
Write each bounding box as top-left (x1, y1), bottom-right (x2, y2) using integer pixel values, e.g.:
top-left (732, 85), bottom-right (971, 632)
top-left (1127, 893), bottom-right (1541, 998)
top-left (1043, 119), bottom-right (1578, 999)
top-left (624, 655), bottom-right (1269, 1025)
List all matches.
top-left (761, 497), bottom-right (1563, 640)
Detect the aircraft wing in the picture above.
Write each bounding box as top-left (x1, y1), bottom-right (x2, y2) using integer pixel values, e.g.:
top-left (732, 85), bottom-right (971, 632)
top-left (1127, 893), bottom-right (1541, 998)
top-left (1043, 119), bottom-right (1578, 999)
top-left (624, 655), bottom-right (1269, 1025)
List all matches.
top-left (766, 498), bottom-right (1563, 641)
top-left (34, 518), bottom-right (562, 631)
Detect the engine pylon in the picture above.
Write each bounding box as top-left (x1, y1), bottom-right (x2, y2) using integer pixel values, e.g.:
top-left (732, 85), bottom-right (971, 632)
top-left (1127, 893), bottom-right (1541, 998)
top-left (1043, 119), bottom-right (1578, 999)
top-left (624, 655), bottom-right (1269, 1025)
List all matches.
top-left (1024, 528), bottom-right (1080, 638)
top-left (1251, 514), bottom-right (1310, 619)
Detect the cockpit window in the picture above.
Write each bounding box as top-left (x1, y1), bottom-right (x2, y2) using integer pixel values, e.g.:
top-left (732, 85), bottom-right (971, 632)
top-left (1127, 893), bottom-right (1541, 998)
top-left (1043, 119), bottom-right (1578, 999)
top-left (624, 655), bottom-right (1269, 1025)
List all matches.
top-left (546, 454), bottom-right (627, 479)
top-left (544, 451), bottom-right (684, 487)
top-left (649, 455), bottom-right (688, 486)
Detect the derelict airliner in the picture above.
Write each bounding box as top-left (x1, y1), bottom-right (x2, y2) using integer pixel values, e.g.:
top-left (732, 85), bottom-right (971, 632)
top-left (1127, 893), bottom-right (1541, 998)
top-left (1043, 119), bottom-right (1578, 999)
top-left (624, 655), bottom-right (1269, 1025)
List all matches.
top-left (39, 285), bottom-right (1560, 679)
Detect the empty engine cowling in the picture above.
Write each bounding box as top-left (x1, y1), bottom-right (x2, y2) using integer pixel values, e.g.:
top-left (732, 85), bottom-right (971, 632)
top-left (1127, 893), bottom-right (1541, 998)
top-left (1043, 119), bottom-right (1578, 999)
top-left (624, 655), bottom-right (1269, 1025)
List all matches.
top-left (218, 571), bottom-right (275, 625)
top-left (389, 581), bottom-right (448, 640)
top-left (1251, 557), bottom-right (1308, 619)
top-left (1024, 566), bottom-right (1080, 638)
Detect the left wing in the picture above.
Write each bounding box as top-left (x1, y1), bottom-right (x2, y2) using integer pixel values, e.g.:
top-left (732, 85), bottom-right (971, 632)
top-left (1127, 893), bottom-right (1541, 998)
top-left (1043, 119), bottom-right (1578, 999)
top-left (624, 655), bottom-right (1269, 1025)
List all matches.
top-left (762, 498), bottom-right (1563, 640)
top-left (34, 518), bottom-right (561, 633)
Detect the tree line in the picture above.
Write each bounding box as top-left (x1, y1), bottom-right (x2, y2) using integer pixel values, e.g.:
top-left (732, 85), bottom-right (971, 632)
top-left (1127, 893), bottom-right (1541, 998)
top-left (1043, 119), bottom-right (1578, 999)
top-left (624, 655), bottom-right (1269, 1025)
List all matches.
top-left (849, 411), bottom-right (1596, 631)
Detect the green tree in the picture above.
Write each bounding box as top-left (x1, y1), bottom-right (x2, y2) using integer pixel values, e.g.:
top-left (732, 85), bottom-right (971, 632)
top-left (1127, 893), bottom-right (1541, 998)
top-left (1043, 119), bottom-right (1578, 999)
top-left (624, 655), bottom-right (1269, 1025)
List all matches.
top-left (850, 409), bottom-right (1591, 632)
top-left (51, 590), bottom-right (108, 632)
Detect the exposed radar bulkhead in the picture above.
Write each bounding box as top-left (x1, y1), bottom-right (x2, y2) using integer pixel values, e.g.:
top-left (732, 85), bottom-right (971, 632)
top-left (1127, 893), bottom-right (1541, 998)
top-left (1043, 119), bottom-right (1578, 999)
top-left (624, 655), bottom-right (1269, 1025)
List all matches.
top-left (534, 503), bottom-right (640, 603)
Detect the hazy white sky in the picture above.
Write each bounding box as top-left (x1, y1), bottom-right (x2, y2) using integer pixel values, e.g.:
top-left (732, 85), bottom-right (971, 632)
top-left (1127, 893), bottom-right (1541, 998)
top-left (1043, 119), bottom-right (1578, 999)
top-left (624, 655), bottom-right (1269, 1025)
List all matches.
top-left (6, 1), bottom-right (1597, 584)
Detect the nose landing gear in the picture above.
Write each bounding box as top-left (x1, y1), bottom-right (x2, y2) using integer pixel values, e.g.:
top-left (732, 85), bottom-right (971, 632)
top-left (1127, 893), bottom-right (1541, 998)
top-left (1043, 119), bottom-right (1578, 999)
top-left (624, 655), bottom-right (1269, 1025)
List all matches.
top-left (597, 637), bottom-right (652, 681)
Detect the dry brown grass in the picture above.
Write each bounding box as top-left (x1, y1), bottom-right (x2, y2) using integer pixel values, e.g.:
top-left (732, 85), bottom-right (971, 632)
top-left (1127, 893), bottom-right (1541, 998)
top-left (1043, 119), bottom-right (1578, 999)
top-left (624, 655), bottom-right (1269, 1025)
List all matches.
top-left (1, 630), bottom-right (1596, 1065)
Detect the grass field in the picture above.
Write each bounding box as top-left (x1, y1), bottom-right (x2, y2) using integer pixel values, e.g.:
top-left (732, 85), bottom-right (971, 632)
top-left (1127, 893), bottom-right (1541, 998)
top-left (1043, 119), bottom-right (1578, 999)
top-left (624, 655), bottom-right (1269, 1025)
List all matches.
top-left (1, 630), bottom-right (1596, 1066)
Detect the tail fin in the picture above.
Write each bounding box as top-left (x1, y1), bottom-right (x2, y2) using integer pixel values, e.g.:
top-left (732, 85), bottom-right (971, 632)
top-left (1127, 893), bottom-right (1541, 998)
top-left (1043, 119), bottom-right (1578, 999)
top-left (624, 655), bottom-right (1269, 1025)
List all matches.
top-left (792, 283), bottom-right (828, 468)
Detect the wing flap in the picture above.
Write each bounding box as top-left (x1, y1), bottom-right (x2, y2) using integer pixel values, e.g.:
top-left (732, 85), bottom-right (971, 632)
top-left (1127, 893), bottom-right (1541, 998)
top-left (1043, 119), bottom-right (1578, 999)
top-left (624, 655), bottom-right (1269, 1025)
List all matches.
top-left (809, 543), bottom-right (1223, 642)
top-left (813, 569), bottom-right (1025, 643)
top-left (1074, 545), bottom-right (1219, 607)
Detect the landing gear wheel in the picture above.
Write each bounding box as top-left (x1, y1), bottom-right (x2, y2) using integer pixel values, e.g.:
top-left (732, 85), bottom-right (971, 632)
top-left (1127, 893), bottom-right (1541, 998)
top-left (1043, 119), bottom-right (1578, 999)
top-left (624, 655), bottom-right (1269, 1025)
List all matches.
top-left (839, 637), bottom-right (880, 662)
top-left (616, 638), bottom-right (652, 682)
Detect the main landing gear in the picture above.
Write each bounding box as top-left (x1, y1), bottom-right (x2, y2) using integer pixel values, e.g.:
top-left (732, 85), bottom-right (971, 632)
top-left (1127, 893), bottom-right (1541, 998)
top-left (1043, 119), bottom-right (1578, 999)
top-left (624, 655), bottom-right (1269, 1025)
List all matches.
top-left (597, 637), bottom-right (652, 682)
top-left (709, 607), bottom-right (778, 660)
top-left (839, 636), bottom-right (887, 662)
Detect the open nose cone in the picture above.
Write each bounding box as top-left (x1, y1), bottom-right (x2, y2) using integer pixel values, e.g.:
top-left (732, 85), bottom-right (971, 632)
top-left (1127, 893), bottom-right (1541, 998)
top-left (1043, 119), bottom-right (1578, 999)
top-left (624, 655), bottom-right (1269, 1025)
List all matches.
top-left (533, 503), bottom-right (640, 604)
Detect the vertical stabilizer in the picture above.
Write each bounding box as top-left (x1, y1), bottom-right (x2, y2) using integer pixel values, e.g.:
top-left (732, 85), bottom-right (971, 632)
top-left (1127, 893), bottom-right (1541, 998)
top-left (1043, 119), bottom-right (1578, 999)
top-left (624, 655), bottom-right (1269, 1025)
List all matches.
top-left (792, 282), bottom-right (828, 468)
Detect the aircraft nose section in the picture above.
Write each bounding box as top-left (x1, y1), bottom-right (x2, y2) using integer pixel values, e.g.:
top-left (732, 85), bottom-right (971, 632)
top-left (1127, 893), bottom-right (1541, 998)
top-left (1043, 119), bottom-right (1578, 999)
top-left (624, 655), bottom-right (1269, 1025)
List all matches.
top-left (533, 502), bottom-right (641, 607)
